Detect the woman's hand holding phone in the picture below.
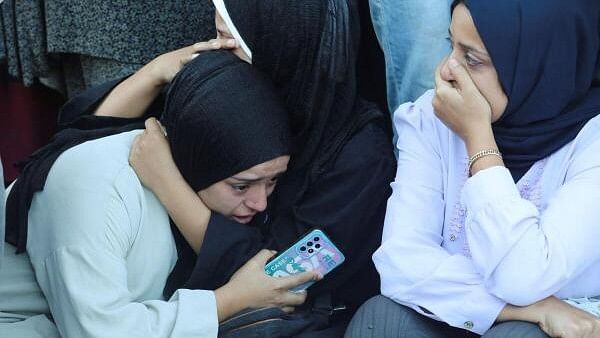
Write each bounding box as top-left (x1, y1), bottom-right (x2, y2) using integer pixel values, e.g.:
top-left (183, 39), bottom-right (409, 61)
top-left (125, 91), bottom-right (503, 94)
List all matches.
top-left (264, 229), bottom-right (345, 292)
top-left (214, 249), bottom-right (319, 322)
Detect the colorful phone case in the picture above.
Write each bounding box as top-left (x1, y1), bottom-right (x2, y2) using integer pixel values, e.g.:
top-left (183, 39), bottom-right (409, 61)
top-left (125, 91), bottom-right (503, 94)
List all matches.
top-left (264, 229), bottom-right (345, 292)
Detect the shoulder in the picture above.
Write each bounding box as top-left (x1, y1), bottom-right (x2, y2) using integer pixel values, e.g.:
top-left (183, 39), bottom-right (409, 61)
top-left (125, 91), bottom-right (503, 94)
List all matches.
top-left (50, 130), bottom-right (142, 185)
top-left (28, 131), bottom-right (148, 257)
top-left (44, 130), bottom-right (146, 214)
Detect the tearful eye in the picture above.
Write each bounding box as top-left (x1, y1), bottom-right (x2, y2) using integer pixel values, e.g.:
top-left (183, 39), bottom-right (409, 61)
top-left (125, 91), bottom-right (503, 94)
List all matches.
top-left (231, 184), bottom-right (249, 192)
top-left (465, 53), bottom-right (482, 67)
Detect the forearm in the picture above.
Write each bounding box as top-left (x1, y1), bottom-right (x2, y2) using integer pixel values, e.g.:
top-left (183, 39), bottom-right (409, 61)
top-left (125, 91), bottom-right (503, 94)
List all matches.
top-left (375, 237), bottom-right (506, 334)
top-left (94, 63), bottom-right (164, 118)
top-left (153, 173), bottom-right (211, 253)
top-left (463, 157), bottom-right (600, 304)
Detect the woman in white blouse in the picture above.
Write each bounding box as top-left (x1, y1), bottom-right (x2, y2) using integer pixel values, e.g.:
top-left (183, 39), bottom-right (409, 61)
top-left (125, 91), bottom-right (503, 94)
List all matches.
top-left (346, 0), bottom-right (600, 337)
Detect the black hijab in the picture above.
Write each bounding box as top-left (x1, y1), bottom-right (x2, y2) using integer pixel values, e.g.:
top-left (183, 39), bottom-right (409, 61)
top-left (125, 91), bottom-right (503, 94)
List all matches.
top-left (219, 0), bottom-right (384, 243)
top-left (161, 51), bottom-right (290, 192)
top-left (459, 0), bottom-right (600, 181)
top-left (5, 50), bottom-right (291, 253)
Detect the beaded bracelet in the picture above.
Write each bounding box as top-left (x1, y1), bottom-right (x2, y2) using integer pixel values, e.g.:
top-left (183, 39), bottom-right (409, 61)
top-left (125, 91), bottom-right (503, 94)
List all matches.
top-left (468, 149), bottom-right (502, 172)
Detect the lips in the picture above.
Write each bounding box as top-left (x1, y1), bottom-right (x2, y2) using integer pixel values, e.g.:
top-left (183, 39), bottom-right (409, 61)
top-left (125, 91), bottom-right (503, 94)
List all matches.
top-left (232, 214), bottom-right (255, 224)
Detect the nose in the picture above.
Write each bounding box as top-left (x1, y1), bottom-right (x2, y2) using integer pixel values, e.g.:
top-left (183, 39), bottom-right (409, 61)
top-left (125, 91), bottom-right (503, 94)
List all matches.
top-left (440, 55), bottom-right (456, 82)
top-left (245, 185), bottom-right (268, 212)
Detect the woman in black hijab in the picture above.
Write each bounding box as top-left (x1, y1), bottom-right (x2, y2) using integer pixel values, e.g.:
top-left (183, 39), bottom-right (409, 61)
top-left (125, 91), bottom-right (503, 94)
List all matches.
top-left (164, 0), bottom-right (397, 327)
top-left (347, 0), bottom-right (600, 337)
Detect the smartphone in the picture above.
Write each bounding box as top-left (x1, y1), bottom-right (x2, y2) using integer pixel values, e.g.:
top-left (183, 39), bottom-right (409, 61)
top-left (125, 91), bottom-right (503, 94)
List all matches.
top-left (264, 228), bottom-right (345, 292)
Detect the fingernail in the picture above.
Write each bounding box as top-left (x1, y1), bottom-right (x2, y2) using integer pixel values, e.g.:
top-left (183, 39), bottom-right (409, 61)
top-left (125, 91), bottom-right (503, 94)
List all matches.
top-left (449, 59), bottom-right (459, 68)
top-left (191, 53), bottom-right (199, 59)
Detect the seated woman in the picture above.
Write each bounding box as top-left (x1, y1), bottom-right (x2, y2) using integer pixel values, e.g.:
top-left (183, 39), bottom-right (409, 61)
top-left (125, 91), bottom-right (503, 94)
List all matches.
top-left (346, 0), bottom-right (600, 337)
top-left (160, 0), bottom-right (396, 314)
top-left (58, 0), bottom-right (396, 335)
top-left (3, 51), bottom-right (317, 338)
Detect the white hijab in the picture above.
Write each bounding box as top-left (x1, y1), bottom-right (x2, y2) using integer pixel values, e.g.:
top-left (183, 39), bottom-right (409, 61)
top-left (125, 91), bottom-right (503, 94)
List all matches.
top-left (212, 0), bottom-right (253, 60)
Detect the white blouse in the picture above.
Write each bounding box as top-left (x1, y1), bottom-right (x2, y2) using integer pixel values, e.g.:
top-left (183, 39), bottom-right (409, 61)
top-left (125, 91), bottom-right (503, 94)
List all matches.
top-left (374, 90), bottom-right (600, 334)
top-left (26, 131), bottom-right (218, 338)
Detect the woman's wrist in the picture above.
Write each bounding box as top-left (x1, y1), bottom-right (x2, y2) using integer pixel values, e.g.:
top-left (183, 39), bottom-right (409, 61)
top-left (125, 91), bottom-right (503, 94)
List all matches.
top-left (139, 59), bottom-right (170, 88)
top-left (462, 125), bottom-right (505, 175)
top-left (215, 283), bottom-right (248, 322)
top-left (497, 303), bottom-right (542, 324)
top-left (464, 125), bottom-right (497, 156)
top-left (150, 169), bottom-right (190, 208)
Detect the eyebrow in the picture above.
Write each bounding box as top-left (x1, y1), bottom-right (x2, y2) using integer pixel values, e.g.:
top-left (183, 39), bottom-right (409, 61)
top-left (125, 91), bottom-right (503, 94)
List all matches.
top-left (448, 29), bottom-right (489, 59)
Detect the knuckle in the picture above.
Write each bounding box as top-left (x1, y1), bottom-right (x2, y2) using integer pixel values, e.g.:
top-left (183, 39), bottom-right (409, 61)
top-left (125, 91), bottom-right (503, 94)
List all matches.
top-left (273, 279), bottom-right (285, 290)
top-left (272, 294), bottom-right (284, 306)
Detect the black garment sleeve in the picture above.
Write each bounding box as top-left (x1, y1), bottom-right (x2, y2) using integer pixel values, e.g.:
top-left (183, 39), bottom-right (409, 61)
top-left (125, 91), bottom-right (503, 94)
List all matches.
top-left (57, 76), bottom-right (166, 127)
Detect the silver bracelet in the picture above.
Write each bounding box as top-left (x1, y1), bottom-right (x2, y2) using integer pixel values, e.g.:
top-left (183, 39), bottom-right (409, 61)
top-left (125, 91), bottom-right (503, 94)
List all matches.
top-left (468, 149), bottom-right (502, 172)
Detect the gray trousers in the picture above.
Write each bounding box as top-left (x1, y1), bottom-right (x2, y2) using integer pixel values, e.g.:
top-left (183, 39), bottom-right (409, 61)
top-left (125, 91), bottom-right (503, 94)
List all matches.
top-left (345, 296), bottom-right (549, 338)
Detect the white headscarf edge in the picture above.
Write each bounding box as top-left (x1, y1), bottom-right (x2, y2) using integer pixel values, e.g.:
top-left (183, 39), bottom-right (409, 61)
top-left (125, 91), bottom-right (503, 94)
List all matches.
top-left (212, 0), bottom-right (253, 60)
